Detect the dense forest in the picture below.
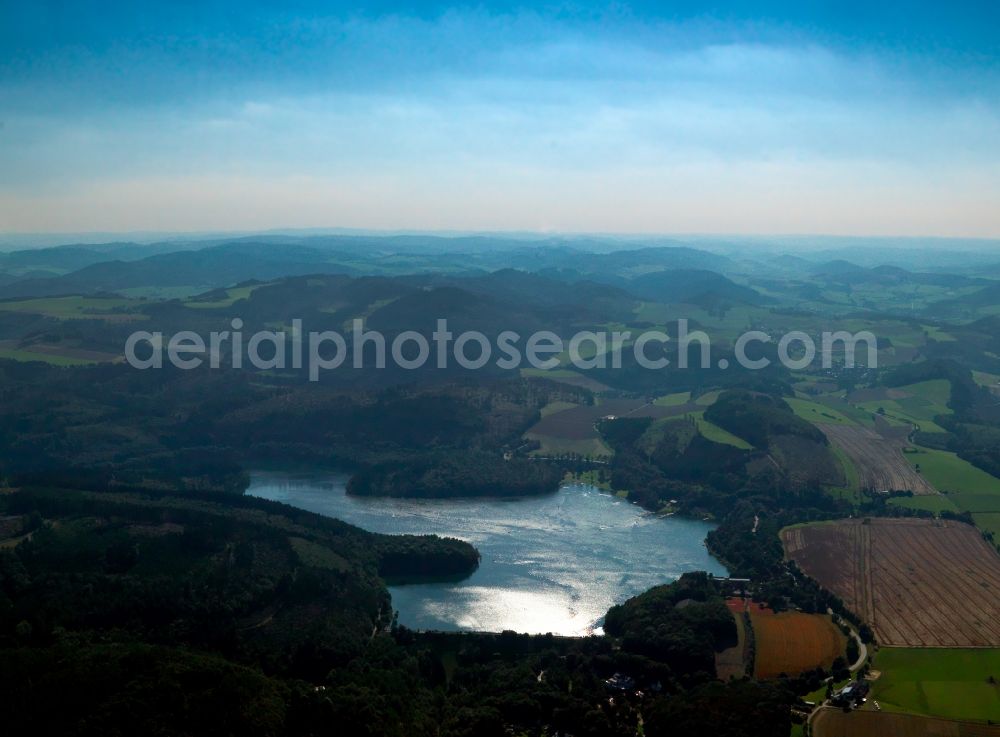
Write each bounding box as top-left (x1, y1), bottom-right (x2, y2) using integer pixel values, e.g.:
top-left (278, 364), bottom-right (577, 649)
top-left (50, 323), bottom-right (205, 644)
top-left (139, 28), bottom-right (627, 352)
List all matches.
top-left (0, 486), bottom-right (796, 737)
top-left (0, 361), bottom-right (582, 496)
top-left (347, 451), bottom-right (563, 498)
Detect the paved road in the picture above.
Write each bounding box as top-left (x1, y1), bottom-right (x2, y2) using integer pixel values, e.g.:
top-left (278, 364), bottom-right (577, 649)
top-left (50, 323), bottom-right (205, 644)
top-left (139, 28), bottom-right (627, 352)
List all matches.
top-left (806, 616), bottom-right (869, 733)
top-left (848, 628), bottom-right (868, 672)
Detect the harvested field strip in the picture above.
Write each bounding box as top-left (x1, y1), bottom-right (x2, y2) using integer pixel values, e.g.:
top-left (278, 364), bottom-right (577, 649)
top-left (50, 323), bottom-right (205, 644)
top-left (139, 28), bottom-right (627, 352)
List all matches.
top-left (781, 518), bottom-right (1000, 647)
top-left (876, 522), bottom-right (1000, 646)
top-left (883, 525), bottom-right (1000, 644)
top-left (872, 526), bottom-right (997, 647)
top-left (715, 599), bottom-right (748, 681)
top-left (820, 424), bottom-right (936, 495)
top-left (811, 708), bottom-right (1000, 737)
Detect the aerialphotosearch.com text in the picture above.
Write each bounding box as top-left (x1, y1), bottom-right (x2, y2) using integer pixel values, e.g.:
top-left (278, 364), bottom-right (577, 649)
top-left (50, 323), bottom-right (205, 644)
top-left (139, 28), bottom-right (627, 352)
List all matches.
top-left (124, 319), bottom-right (878, 380)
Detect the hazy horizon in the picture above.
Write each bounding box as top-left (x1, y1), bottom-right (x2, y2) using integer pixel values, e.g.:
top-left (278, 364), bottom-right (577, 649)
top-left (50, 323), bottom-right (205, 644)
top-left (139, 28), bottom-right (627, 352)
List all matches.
top-left (0, 227), bottom-right (1000, 251)
top-left (1, 228), bottom-right (1000, 252)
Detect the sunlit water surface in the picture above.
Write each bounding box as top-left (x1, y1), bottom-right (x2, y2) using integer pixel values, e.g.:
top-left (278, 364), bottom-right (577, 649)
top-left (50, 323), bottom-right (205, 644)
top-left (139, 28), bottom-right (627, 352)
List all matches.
top-left (247, 470), bottom-right (726, 636)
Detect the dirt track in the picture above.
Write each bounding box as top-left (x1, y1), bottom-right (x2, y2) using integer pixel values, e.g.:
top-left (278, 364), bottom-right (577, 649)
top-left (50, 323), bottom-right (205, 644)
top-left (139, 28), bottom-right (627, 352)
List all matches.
top-left (782, 518), bottom-right (1000, 647)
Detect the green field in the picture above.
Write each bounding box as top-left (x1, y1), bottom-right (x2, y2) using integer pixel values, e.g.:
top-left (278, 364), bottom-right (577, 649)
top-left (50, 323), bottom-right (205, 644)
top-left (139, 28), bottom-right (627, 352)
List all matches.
top-left (830, 445), bottom-right (860, 491)
top-left (878, 411), bottom-right (918, 428)
top-left (631, 302), bottom-right (763, 336)
top-left (118, 286), bottom-right (204, 299)
top-left (856, 399), bottom-right (948, 433)
top-left (887, 494), bottom-right (959, 514)
top-left (950, 494), bottom-right (1000, 513)
top-left (902, 379), bottom-right (952, 408)
top-left (632, 301), bottom-right (672, 325)
top-left (690, 411), bottom-right (753, 450)
top-left (653, 391), bottom-right (691, 407)
top-left (905, 447), bottom-right (1000, 496)
top-left (825, 446), bottom-right (863, 505)
top-left (870, 647), bottom-right (1000, 722)
top-left (694, 389), bottom-right (722, 406)
top-left (0, 295), bottom-right (139, 319)
top-left (973, 370), bottom-right (1000, 389)
top-left (973, 513), bottom-right (1000, 537)
top-left (826, 399), bottom-right (879, 428)
top-left (184, 285), bottom-right (260, 309)
top-left (920, 325), bottom-right (957, 342)
top-left (521, 368), bottom-right (583, 379)
top-left (539, 400), bottom-right (579, 417)
top-left (0, 346), bottom-right (98, 366)
top-left (895, 380), bottom-right (952, 425)
top-left (855, 379), bottom-right (953, 434)
top-left (787, 396), bottom-right (856, 426)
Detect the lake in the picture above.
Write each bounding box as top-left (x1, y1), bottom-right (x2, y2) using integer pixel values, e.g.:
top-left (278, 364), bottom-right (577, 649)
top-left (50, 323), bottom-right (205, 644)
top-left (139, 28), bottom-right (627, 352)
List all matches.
top-left (247, 470), bottom-right (726, 636)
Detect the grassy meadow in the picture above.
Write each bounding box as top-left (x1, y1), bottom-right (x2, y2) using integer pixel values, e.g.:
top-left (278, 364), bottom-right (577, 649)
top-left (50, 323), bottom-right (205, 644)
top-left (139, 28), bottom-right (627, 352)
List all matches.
top-left (870, 647), bottom-right (1000, 722)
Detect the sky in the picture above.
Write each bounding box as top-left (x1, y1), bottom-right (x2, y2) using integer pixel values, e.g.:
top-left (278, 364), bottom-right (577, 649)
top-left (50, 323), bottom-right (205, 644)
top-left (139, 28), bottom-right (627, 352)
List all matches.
top-left (1, 1), bottom-right (999, 237)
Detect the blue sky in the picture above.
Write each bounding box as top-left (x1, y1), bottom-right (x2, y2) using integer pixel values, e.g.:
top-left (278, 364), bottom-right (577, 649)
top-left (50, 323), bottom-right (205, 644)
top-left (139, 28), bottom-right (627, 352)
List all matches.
top-left (1, 1), bottom-right (998, 236)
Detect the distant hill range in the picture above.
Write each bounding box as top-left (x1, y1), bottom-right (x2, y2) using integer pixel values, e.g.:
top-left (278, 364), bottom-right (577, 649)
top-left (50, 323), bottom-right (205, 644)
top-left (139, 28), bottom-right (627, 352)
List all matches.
top-left (3, 234), bottom-right (998, 322)
top-left (0, 235), bottom-right (741, 302)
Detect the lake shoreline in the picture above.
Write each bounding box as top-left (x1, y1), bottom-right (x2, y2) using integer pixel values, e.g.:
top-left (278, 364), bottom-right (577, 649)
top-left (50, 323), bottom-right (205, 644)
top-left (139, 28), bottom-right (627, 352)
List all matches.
top-left (246, 468), bottom-right (728, 636)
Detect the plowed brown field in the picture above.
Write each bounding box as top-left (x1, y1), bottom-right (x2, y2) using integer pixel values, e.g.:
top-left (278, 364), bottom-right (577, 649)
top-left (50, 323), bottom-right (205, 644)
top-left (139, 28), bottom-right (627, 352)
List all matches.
top-left (820, 424), bottom-right (936, 495)
top-left (749, 607), bottom-right (845, 679)
top-left (811, 708), bottom-right (1000, 737)
top-left (782, 518), bottom-right (1000, 647)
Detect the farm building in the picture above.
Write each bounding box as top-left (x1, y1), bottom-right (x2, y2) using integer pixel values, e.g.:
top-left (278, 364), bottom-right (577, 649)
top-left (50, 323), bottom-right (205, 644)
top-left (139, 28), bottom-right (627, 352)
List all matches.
top-left (831, 681), bottom-right (869, 708)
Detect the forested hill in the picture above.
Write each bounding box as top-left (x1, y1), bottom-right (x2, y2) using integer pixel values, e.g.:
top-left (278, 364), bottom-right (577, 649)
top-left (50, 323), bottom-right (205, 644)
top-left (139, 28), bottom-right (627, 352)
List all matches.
top-left (0, 486), bottom-right (479, 677)
top-left (598, 386), bottom-right (845, 518)
top-left (0, 363), bottom-right (585, 496)
top-left (0, 485), bottom-right (800, 737)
